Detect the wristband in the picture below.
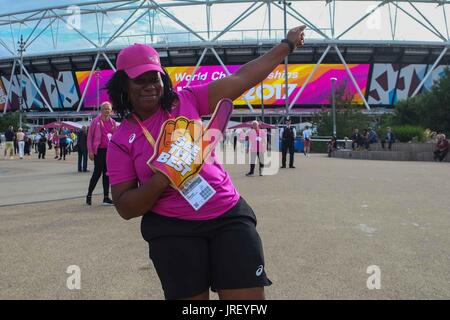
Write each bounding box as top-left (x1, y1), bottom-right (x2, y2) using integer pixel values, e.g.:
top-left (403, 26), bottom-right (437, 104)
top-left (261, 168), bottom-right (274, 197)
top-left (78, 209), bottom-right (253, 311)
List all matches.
top-left (281, 38), bottom-right (295, 53)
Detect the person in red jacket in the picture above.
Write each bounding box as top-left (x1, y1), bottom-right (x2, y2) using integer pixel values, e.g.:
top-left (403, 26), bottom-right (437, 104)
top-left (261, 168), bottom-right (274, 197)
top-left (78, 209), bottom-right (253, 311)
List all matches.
top-left (433, 133), bottom-right (449, 162)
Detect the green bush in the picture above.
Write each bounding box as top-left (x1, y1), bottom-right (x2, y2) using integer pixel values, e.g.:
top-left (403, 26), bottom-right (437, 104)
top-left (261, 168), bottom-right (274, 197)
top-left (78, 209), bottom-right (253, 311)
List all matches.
top-left (310, 141), bottom-right (328, 153)
top-left (385, 125), bottom-right (426, 142)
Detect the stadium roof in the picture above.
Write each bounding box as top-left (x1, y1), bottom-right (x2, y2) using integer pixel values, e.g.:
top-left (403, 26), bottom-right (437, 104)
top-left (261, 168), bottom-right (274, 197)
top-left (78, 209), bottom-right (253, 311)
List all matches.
top-left (0, 0), bottom-right (449, 60)
top-left (0, 0), bottom-right (449, 115)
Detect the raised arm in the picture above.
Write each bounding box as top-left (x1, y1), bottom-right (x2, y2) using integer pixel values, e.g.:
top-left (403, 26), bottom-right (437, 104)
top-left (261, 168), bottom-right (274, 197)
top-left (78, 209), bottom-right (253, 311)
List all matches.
top-left (207, 25), bottom-right (306, 113)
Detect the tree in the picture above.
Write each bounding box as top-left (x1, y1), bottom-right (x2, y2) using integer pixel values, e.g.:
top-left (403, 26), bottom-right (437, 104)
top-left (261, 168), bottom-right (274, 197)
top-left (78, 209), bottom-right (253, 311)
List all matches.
top-left (0, 112), bottom-right (28, 132)
top-left (317, 79), bottom-right (369, 139)
top-left (393, 67), bottom-right (450, 135)
top-left (315, 109), bottom-right (372, 139)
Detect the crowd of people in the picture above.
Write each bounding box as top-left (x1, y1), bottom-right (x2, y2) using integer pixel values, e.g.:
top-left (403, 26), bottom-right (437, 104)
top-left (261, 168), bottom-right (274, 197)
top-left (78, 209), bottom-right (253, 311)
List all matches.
top-left (0, 102), bottom-right (116, 206)
top-left (350, 127), bottom-right (380, 151)
top-left (2, 125), bottom-right (83, 161)
top-left (349, 126), bottom-right (398, 151)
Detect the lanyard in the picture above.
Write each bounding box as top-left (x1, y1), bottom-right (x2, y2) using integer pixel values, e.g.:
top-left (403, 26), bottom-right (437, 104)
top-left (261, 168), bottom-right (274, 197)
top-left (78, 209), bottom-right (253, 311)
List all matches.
top-left (132, 113), bottom-right (156, 147)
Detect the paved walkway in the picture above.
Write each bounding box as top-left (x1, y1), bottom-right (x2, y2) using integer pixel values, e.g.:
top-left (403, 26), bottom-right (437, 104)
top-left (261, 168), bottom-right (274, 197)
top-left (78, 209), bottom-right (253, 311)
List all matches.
top-left (1, 151), bottom-right (449, 299)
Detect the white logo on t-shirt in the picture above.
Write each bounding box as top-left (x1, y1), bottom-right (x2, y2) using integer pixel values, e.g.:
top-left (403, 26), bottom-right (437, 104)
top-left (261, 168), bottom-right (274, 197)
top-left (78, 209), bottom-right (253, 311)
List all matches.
top-left (107, 133), bottom-right (112, 141)
top-left (128, 133), bottom-right (136, 144)
top-left (256, 265), bottom-right (264, 277)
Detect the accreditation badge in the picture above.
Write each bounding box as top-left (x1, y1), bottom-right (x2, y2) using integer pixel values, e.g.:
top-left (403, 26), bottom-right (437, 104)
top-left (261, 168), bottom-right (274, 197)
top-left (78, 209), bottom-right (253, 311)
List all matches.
top-left (178, 174), bottom-right (216, 211)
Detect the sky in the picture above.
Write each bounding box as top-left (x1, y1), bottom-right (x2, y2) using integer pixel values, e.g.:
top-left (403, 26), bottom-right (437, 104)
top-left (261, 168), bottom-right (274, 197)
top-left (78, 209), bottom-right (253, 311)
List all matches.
top-left (0, 0), bottom-right (112, 14)
top-left (0, 0), bottom-right (448, 58)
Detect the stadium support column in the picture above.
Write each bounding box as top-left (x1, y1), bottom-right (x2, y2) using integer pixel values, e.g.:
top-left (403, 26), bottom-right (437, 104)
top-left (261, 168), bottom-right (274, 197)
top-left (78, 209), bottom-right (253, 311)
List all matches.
top-left (210, 47), bottom-right (254, 113)
top-left (259, 44), bottom-right (265, 122)
top-left (77, 53), bottom-right (100, 112)
top-left (334, 45), bottom-right (371, 110)
top-left (282, 0), bottom-right (290, 117)
top-left (3, 60), bottom-right (17, 114)
top-left (288, 46), bottom-right (331, 111)
top-left (411, 47), bottom-right (448, 97)
top-left (96, 68), bottom-right (100, 113)
top-left (102, 53), bottom-right (116, 72)
top-left (19, 64), bottom-right (54, 112)
top-left (185, 48), bottom-right (208, 87)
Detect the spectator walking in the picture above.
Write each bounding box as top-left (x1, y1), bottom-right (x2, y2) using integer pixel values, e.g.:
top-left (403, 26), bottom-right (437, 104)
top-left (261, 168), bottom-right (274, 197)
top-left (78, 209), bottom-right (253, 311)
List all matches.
top-left (24, 135), bottom-right (32, 156)
top-left (37, 129), bottom-right (47, 159)
top-left (245, 121), bottom-right (267, 176)
top-left (47, 130), bottom-right (53, 150)
top-left (302, 125), bottom-right (312, 156)
top-left (86, 101), bottom-right (118, 205)
top-left (33, 132), bottom-right (41, 153)
top-left (77, 126), bottom-right (89, 172)
top-left (14, 131), bottom-right (18, 155)
top-left (16, 128), bottom-right (25, 159)
top-left (51, 129), bottom-right (60, 159)
top-left (4, 126), bottom-right (15, 159)
top-left (58, 129), bottom-right (69, 160)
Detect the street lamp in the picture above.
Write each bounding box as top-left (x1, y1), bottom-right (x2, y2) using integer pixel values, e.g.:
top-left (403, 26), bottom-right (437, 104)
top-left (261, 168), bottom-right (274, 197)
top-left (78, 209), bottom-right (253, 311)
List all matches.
top-left (330, 77), bottom-right (337, 137)
top-left (96, 68), bottom-right (100, 113)
top-left (259, 43), bottom-right (265, 123)
top-left (18, 35), bottom-right (26, 129)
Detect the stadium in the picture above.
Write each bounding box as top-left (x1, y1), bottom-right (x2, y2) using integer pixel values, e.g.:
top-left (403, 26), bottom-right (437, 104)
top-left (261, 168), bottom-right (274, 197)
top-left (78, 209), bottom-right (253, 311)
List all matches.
top-left (0, 0), bottom-right (449, 127)
top-left (1, 1), bottom-right (450, 302)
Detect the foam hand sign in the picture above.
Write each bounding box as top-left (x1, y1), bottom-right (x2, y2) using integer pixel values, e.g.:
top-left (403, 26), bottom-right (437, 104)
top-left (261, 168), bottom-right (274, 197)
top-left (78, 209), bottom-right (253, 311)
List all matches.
top-left (148, 98), bottom-right (234, 189)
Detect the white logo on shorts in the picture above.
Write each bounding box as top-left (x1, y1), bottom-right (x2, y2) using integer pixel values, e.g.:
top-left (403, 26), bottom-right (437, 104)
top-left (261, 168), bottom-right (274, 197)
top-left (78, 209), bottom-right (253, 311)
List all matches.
top-left (128, 133), bottom-right (136, 144)
top-left (256, 265), bottom-right (264, 277)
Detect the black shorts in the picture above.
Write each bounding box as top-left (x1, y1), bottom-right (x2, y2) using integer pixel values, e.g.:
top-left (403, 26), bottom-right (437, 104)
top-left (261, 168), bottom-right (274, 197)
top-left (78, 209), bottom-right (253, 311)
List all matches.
top-left (140, 197), bottom-right (272, 300)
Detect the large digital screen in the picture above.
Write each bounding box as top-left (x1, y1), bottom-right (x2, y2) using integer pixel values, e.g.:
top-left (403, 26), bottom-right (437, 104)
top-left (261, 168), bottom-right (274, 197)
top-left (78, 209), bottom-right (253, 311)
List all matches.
top-left (75, 64), bottom-right (370, 108)
top-left (166, 64), bottom-right (370, 105)
top-left (0, 78), bottom-right (6, 111)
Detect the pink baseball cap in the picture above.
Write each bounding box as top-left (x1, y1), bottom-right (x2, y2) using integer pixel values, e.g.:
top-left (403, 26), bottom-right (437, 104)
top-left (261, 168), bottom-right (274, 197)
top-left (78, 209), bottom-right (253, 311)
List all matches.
top-left (116, 43), bottom-right (165, 79)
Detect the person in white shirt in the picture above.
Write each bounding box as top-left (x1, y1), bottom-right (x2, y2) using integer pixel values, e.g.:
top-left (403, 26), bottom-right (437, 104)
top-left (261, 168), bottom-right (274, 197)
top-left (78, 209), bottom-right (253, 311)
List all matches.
top-left (16, 128), bottom-right (25, 159)
top-left (302, 126), bottom-right (312, 156)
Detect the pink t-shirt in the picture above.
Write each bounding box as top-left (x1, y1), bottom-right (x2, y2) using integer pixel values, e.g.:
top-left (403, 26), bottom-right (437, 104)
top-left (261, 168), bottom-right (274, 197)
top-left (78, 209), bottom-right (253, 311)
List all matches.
top-left (107, 84), bottom-right (240, 221)
top-left (99, 119), bottom-right (114, 148)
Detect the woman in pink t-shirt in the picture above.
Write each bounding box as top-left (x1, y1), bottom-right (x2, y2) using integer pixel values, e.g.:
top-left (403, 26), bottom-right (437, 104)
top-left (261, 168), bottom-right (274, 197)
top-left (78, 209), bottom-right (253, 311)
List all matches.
top-left (244, 121), bottom-right (268, 177)
top-left (106, 26), bottom-right (306, 300)
top-left (86, 102), bottom-right (118, 206)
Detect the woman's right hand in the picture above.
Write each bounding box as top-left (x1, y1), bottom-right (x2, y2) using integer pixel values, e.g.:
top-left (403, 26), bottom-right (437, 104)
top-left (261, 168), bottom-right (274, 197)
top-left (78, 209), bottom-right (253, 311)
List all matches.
top-left (89, 153), bottom-right (94, 161)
